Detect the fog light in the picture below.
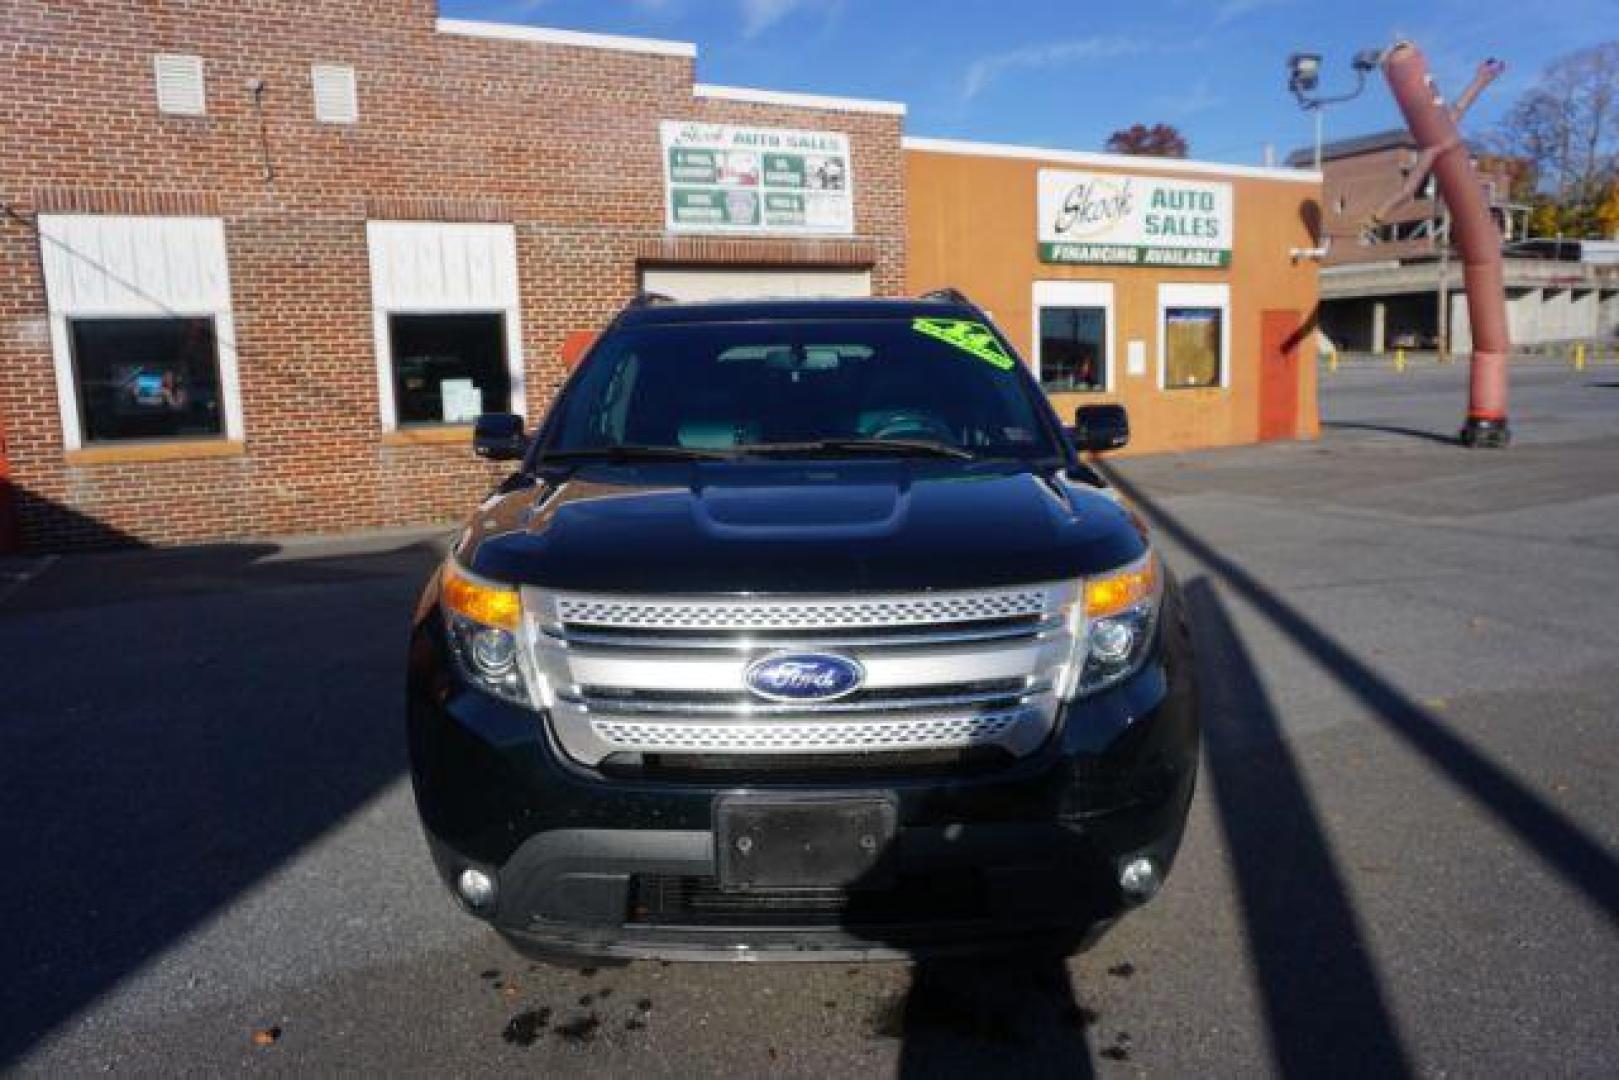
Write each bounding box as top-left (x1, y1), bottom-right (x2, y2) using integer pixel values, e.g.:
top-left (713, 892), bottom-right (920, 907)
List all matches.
top-left (457, 867), bottom-right (497, 911)
top-left (1119, 856), bottom-right (1161, 901)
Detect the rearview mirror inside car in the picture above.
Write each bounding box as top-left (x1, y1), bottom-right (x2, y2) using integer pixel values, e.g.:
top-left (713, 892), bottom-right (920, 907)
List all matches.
top-left (1073, 404), bottom-right (1129, 454)
top-left (473, 413), bottom-right (526, 461)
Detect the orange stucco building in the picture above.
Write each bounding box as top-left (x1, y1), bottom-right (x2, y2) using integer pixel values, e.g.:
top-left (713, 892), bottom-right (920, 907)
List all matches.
top-left (905, 138), bottom-right (1322, 454)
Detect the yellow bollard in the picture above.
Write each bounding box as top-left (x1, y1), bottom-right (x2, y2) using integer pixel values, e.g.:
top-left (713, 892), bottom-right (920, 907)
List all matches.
top-left (1328, 348), bottom-right (1339, 374)
top-left (1574, 343), bottom-right (1586, 371)
top-left (1395, 348), bottom-right (1406, 373)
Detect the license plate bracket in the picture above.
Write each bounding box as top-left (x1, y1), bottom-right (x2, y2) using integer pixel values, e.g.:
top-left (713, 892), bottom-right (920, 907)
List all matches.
top-left (715, 795), bottom-right (897, 892)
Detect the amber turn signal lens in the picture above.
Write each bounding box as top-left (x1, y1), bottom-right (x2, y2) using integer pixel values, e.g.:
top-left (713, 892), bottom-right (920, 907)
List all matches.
top-left (441, 562), bottom-right (521, 631)
top-left (1084, 555), bottom-right (1158, 619)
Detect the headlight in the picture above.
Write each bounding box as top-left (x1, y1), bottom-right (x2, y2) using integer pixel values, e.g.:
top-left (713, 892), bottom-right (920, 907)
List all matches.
top-left (440, 560), bottom-right (545, 709)
top-left (1060, 551), bottom-right (1162, 699)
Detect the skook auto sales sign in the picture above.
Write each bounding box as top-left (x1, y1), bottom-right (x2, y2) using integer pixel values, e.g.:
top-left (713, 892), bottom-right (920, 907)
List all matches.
top-left (662, 121), bottom-right (854, 236)
top-left (1037, 169), bottom-right (1232, 267)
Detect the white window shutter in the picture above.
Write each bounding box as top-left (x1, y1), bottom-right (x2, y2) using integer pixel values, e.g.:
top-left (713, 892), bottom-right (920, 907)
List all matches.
top-left (312, 64), bottom-right (358, 124)
top-left (153, 54), bottom-right (206, 116)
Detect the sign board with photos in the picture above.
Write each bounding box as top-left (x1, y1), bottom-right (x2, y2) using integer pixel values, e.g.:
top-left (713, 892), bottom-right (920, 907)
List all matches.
top-left (1037, 168), bottom-right (1233, 267)
top-left (661, 120), bottom-right (854, 236)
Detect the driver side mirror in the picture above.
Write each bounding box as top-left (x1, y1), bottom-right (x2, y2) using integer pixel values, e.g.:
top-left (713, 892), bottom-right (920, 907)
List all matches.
top-left (473, 413), bottom-right (526, 461)
top-left (1073, 404), bottom-right (1129, 454)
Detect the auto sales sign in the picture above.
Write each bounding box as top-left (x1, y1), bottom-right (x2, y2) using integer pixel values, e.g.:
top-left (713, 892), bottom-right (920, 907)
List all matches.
top-left (662, 120), bottom-right (854, 236)
top-left (1037, 169), bottom-right (1233, 267)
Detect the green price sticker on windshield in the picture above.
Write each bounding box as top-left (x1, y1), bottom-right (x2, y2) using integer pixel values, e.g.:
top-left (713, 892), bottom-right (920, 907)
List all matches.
top-left (911, 318), bottom-right (1016, 371)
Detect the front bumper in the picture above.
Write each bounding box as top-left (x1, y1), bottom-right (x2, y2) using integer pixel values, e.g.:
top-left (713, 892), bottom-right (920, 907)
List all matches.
top-left (406, 594), bottom-right (1200, 961)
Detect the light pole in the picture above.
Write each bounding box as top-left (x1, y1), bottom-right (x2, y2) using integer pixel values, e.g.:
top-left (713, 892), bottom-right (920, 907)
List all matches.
top-left (1436, 202), bottom-right (1451, 360)
top-left (1287, 50), bottom-right (1385, 171)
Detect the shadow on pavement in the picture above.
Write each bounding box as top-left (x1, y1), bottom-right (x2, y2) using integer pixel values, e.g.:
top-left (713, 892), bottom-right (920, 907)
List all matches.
top-left (1, 534), bottom-right (446, 614)
top-left (1185, 577), bottom-right (1409, 1075)
top-left (1321, 421), bottom-right (1460, 446)
top-left (0, 535), bottom-right (445, 1066)
top-left (6, 483), bottom-right (148, 553)
top-left (884, 954), bottom-right (1097, 1077)
top-left (1099, 463), bottom-right (1619, 928)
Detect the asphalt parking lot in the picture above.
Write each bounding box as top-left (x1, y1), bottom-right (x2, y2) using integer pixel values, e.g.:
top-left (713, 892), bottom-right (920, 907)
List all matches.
top-left (2, 361), bottom-right (1616, 1076)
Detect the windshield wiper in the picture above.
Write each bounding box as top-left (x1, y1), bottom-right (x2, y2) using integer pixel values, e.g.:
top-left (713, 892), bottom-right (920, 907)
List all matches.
top-left (537, 444), bottom-right (738, 463)
top-left (735, 438), bottom-right (975, 461)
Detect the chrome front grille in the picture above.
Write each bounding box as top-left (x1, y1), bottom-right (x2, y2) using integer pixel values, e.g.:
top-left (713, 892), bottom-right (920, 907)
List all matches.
top-left (592, 712), bottom-right (1025, 753)
top-left (575, 678), bottom-right (1040, 716)
top-left (553, 590), bottom-right (1050, 631)
top-left (552, 618), bottom-right (1054, 651)
top-left (523, 583), bottom-right (1080, 766)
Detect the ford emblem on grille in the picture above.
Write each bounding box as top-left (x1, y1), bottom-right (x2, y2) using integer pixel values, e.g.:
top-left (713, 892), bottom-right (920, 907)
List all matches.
top-left (744, 652), bottom-right (865, 703)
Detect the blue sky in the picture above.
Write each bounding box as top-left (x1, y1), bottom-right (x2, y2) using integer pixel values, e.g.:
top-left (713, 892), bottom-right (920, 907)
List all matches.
top-left (439, 0), bottom-right (1615, 166)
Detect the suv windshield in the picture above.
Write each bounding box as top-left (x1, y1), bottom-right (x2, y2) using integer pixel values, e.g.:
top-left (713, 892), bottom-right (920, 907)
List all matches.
top-left (541, 317), bottom-right (1060, 461)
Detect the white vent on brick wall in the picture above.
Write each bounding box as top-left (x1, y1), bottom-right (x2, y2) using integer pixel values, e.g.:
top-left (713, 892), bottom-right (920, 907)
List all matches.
top-left (153, 54), bottom-right (206, 116)
top-left (311, 64), bottom-right (358, 124)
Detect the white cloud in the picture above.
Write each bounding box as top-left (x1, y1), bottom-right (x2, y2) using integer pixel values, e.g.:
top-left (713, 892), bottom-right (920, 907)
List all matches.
top-left (1153, 78), bottom-right (1225, 117)
top-left (962, 36), bottom-right (1152, 101)
top-left (735, 0), bottom-right (848, 41)
top-left (1213, 0), bottom-right (1287, 26)
top-left (738, 0), bottom-right (806, 39)
top-left (483, 0), bottom-right (552, 15)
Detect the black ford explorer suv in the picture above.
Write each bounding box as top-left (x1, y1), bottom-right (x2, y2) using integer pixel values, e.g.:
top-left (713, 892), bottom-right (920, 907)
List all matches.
top-left (406, 292), bottom-right (1199, 962)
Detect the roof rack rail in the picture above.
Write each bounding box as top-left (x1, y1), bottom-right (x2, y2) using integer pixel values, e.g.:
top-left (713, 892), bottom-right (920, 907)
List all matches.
top-left (919, 287), bottom-right (975, 306)
top-left (627, 291), bottom-right (677, 308)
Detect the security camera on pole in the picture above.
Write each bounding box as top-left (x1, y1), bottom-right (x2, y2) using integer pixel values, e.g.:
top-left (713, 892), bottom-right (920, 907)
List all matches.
top-left (1286, 49), bottom-right (1385, 172)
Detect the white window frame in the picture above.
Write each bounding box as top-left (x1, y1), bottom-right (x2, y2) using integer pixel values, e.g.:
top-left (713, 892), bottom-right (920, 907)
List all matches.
top-left (1031, 280), bottom-right (1115, 392)
top-left (1157, 282), bottom-right (1232, 391)
top-left (365, 222), bottom-right (525, 431)
top-left (37, 215), bottom-right (243, 451)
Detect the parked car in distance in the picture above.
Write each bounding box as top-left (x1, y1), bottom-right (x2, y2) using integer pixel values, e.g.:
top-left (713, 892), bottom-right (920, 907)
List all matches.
top-left (407, 291), bottom-right (1201, 962)
top-left (1389, 329), bottom-right (1442, 350)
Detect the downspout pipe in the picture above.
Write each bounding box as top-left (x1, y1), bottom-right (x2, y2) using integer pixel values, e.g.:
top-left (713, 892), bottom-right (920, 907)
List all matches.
top-left (1380, 43), bottom-right (1512, 446)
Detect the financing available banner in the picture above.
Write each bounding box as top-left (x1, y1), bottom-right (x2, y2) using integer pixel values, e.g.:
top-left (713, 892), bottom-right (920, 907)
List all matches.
top-left (661, 120), bottom-right (854, 236)
top-left (1037, 168), bottom-right (1233, 267)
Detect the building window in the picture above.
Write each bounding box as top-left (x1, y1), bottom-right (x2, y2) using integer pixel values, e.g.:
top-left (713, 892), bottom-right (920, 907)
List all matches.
top-left (366, 221), bottom-right (524, 432)
top-left (68, 317), bottom-right (225, 443)
top-left (388, 313), bottom-right (511, 426)
top-left (1164, 308), bottom-right (1223, 388)
top-left (1158, 283), bottom-right (1230, 390)
top-left (1038, 308), bottom-right (1107, 391)
top-left (38, 215), bottom-right (243, 452)
top-left (1032, 280), bottom-right (1114, 393)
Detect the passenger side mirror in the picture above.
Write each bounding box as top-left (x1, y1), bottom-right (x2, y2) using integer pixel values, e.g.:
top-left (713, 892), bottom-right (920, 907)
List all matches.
top-left (1073, 404), bottom-right (1129, 454)
top-left (473, 413), bottom-right (526, 461)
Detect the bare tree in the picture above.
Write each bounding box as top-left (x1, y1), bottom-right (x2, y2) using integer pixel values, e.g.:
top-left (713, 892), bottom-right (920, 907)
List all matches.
top-left (1103, 124), bottom-right (1190, 159)
top-left (1494, 42), bottom-right (1619, 234)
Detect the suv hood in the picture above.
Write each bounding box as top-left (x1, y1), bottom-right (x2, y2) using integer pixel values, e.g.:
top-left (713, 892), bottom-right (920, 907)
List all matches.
top-left (460, 460), bottom-right (1145, 594)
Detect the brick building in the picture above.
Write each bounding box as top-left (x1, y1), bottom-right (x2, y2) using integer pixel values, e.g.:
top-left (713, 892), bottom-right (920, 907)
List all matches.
top-left (1, 2), bottom-right (1323, 553)
top-left (1278, 130), bottom-right (1619, 357)
top-left (1285, 129), bottom-right (1526, 267)
top-left (0, 2), bottom-right (904, 550)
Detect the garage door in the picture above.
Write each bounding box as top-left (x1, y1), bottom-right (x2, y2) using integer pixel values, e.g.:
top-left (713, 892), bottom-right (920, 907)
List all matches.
top-left (640, 267), bottom-right (871, 301)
